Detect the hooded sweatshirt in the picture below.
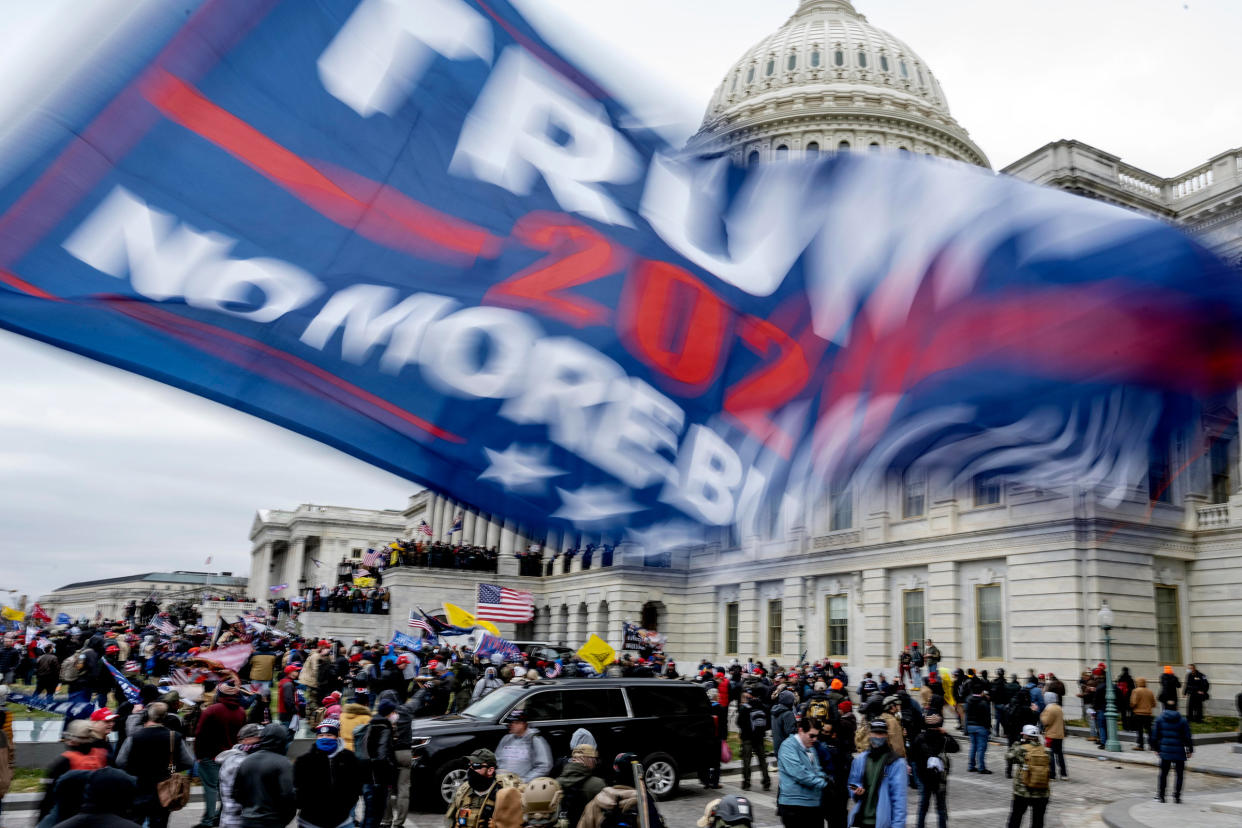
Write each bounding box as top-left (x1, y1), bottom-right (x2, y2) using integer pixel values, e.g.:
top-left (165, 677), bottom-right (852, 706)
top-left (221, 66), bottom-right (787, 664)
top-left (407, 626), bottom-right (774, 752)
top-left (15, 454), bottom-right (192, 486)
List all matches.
top-left (1130, 678), bottom-right (1156, 716)
top-left (49, 767), bottom-right (140, 828)
top-left (233, 724), bottom-right (296, 828)
top-left (494, 726), bottom-right (553, 782)
top-left (339, 702), bottom-right (371, 751)
top-left (771, 690), bottom-right (799, 752)
top-left (472, 667), bottom-right (505, 701)
top-left (292, 739), bottom-right (364, 828)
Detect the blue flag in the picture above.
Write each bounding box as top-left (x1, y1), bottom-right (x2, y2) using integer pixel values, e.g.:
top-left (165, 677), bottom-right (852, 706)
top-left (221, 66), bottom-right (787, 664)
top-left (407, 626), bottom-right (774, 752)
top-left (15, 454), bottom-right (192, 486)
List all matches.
top-left (474, 631), bottom-right (521, 661)
top-left (0, 0), bottom-right (1238, 546)
top-left (105, 660), bottom-right (143, 705)
top-left (390, 630), bottom-right (425, 651)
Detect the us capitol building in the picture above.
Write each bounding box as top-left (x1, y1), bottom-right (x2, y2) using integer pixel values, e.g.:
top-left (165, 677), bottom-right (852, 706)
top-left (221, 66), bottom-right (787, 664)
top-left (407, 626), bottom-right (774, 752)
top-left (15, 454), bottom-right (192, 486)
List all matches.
top-left (248, 0), bottom-right (1242, 710)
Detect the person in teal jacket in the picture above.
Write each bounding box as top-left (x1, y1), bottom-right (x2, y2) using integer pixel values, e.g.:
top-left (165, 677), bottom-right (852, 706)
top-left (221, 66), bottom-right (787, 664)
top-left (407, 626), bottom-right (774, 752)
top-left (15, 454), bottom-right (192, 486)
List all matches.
top-left (847, 720), bottom-right (908, 828)
top-left (776, 718), bottom-right (827, 826)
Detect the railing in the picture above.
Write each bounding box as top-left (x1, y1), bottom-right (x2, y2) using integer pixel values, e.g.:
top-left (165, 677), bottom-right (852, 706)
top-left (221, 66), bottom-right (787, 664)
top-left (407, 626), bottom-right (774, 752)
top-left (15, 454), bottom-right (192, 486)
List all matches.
top-left (1174, 165), bottom-right (1215, 200)
top-left (1117, 169), bottom-right (1162, 198)
top-left (1197, 503), bottom-right (1229, 528)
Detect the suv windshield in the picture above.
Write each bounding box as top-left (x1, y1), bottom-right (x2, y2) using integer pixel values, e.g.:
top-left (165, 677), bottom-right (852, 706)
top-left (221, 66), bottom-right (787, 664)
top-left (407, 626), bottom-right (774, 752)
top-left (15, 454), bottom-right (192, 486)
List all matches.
top-left (461, 685), bottom-right (525, 721)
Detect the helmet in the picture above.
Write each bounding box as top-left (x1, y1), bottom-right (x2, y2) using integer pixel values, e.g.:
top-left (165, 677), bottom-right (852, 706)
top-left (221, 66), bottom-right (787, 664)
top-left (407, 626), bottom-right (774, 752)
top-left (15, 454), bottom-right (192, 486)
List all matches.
top-left (707, 795), bottom-right (754, 827)
top-left (521, 777), bottom-right (562, 825)
top-left (1022, 724), bottom-right (1040, 739)
top-left (882, 694), bottom-right (900, 708)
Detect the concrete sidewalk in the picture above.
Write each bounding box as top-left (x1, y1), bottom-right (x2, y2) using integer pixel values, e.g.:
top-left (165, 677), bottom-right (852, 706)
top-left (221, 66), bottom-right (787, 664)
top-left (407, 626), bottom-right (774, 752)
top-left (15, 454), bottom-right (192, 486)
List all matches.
top-left (1058, 737), bottom-right (1242, 779)
top-left (1103, 789), bottom-right (1242, 828)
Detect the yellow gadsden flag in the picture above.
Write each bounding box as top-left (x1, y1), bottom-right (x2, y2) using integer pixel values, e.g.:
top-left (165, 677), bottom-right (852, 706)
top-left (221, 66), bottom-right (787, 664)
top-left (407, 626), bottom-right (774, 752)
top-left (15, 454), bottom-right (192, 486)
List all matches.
top-left (1, 606), bottom-right (24, 622)
top-left (443, 602), bottom-right (500, 636)
top-left (577, 634), bottom-right (616, 674)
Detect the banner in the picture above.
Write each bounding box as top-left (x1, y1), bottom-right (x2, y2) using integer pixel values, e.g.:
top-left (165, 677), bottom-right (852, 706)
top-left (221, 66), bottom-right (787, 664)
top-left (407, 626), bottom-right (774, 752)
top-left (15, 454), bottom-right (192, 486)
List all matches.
top-left (352, 576), bottom-right (377, 587)
top-left (105, 660), bottom-right (143, 705)
top-left (197, 642), bottom-right (254, 672)
top-left (6, 692), bottom-right (96, 719)
top-left (577, 634), bottom-right (617, 674)
top-left (474, 631), bottom-right (522, 661)
top-left (443, 602), bottom-right (501, 636)
top-left (0, 0), bottom-right (1238, 546)
top-left (55, 613), bottom-right (71, 625)
top-left (390, 630), bottom-right (424, 651)
top-left (1, 607), bottom-right (24, 622)
top-left (622, 621), bottom-right (644, 651)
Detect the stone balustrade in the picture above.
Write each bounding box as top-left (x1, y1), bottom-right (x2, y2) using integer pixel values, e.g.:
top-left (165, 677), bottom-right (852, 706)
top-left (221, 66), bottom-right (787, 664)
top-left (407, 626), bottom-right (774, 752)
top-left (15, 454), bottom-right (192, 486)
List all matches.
top-left (1197, 502), bottom-right (1230, 529)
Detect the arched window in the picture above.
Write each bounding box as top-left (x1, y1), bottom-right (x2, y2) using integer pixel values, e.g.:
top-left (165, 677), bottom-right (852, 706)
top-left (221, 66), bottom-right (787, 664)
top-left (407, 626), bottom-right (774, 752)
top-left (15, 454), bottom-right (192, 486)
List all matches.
top-left (838, 140), bottom-right (850, 151)
top-left (811, 49), bottom-right (821, 67)
top-left (731, 72), bottom-right (739, 92)
top-left (916, 67), bottom-right (925, 86)
top-left (788, 53), bottom-right (797, 71)
top-left (747, 65), bottom-right (755, 83)
top-left (766, 58), bottom-right (775, 76)
top-left (775, 145), bottom-right (789, 160)
top-left (748, 150), bottom-right (760, 167)
top-left (880, 55), bottom-right (890, 72)
top-left (834, 50), bottom-right (844, 67)
top-left (857, 51), bottom-right (867, 68)
top-left (806, 142), bottom-right (820, 155)
top-left (898, 147), bottom-right (909, 153)
top-left (899, 60), bottom-right (909, 78)
top-left (869, 142), bottom-right (881, 151)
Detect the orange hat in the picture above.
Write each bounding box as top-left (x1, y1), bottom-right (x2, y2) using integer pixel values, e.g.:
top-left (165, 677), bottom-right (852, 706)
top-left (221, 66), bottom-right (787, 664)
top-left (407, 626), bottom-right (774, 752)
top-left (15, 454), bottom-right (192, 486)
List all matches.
top-left (830, 678), bottom-right (843, 690)
top-left (1163, 665), bottom-right (1173, 674)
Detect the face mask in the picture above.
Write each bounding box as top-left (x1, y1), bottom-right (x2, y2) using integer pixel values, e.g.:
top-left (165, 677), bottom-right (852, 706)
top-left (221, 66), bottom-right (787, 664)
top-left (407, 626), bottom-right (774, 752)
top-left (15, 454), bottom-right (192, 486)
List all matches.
top-left (869, 737), bottom-right (888, 750)
top-left (468, 770), bottom-right (493, 792)
top-left (315, 737), bottom-right (337, 752)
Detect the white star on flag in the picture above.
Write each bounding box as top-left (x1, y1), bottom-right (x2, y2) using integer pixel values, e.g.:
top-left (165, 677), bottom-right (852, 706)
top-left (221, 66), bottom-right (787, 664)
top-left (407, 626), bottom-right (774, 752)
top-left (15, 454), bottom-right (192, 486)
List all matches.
top-left (478, 444), bottom-right (564, 493)
top-left (552, 485), bottom-right (643, 527)
top-left (624, 522), bottom-right (704, 554)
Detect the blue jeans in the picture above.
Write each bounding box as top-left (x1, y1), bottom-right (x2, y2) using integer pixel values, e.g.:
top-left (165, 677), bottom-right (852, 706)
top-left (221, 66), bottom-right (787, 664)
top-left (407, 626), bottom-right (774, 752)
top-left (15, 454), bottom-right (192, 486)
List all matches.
top-left (361, 782), bottom-right (388, 828)
top-left (967, 724), bottom-right (990, 770)
top-left (196, 759), bottom-right (221, 825)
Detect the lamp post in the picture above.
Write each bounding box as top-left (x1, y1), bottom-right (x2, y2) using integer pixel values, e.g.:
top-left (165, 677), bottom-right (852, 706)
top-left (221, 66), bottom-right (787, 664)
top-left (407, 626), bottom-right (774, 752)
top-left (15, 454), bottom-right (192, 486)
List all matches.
top-left (1098, 601), bottom-right (1122, 752)
top-left (797, 623), bottom-right (805, 665)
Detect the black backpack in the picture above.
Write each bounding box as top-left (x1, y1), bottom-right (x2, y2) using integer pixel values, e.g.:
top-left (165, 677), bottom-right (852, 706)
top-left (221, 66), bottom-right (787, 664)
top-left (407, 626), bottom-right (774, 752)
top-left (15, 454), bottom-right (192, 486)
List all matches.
top-left (748, 706), bottom-right (768, 733)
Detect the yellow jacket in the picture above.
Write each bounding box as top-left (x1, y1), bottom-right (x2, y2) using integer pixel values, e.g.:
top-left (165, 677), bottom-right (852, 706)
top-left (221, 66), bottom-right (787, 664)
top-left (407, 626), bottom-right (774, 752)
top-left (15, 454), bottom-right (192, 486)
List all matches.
top-left (1039, 703), bottom-right (1065, 739)
top-left (339, 703), bottom-right (372, 752)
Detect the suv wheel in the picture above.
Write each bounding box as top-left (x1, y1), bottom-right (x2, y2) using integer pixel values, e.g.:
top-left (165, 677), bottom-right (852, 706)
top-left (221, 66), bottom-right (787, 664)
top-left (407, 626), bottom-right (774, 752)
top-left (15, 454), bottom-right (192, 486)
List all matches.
top-left (641, 752), bottom-right (679, 799)
top-left (437, 758), bottom-right (469, 806)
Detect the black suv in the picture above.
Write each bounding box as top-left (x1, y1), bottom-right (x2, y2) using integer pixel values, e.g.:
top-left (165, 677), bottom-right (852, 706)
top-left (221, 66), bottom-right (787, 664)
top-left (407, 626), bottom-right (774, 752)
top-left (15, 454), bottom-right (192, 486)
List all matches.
top-left (410, 678), bottom-right (714, 807)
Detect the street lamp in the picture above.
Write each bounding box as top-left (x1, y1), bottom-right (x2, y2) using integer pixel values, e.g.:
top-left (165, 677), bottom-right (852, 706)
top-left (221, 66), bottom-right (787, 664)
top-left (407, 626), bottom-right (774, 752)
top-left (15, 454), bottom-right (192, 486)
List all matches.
top-left (796, 623), bottom-right (805, 665)
top-left (1098, 601), bottom-right (1122, 752)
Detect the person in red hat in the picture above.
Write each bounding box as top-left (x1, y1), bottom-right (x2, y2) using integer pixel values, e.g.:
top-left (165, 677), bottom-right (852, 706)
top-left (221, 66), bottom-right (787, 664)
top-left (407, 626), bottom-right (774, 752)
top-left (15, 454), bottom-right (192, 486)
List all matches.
top-left (88, 708), bottom-right (119, 763)
top-left (278, 666), bottom-right (301, 730)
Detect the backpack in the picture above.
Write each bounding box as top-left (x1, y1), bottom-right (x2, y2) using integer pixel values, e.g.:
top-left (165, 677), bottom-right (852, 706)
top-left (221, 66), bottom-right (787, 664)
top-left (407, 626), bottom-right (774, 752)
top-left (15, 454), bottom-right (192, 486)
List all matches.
top-left (748, 707), bottom-right (768, 733)
top-left (600, 802), bottom-right (641, 828)
top-left (806, 697), bottom-right (831, 722)
top-left (913, 651), bottom-right (925, 668)
top-left (59, 652), bottom-right (82, 683)
top-left (1019, 743), bottom-right (1050, 790)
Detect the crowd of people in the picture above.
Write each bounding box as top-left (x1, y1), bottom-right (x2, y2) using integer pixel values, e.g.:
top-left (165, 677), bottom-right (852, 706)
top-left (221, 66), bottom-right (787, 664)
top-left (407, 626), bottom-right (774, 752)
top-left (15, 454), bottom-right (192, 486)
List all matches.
top-left (298, 585), bottom-right (393, 616)
top-left (0, 618), bottom-right (1239, 828)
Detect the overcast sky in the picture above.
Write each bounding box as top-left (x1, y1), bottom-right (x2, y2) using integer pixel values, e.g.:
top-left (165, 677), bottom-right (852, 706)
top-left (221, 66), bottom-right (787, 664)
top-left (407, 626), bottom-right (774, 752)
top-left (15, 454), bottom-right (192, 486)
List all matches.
top-left (1, 0), bottom-right (1238, 607)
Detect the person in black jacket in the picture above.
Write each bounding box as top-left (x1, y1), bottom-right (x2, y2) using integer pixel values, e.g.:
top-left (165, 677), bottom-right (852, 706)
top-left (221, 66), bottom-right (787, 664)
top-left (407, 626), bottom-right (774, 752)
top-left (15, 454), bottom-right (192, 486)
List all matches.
top-left (51, 767), bottom-right (141, 828)
top-left (357, 699), bottom-right (398, 828)
top-left (990, 670), bottom-right (1011, 736)
top-left (115, 702), bottom-right (193, 828)
top-left (233, 723), bottom-right (296, 828)
top-left (293, 719), bottom-right (364, 828)
top-left (737, 690), bottom-right (771, 791)
top-left (1184, 665), bottom-right (1210, 723)
top-left (908, 714), bottom-right (959, 828)
top-left (964, 689), bottom-right (992, 774)
top-left (1158, 667), bottom-right (1181, 709)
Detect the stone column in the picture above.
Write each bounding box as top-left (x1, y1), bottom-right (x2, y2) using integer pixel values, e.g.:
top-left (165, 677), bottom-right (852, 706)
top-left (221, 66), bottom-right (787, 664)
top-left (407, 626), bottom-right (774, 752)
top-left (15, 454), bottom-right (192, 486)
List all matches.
top-left (430, 496), bottom-right (443, 541)
top-left (738, 582), bottom-right (760, 659)
top-left (499, 518), bottom-right (517, 556)
top-left (783, 576), bottom-right (805, 662)
top-left (926, 561), bottom-right (961, 665)
top-left (283, 537), bottom-right (306, 598)
top-left (861, 569), bottom-right (891, 672)
top-left (250, 542), bottom-right (272, 597)
top-left (463, 509), bottom-right (477, 544)
top-left (486, 515), bottom-right (501, 549)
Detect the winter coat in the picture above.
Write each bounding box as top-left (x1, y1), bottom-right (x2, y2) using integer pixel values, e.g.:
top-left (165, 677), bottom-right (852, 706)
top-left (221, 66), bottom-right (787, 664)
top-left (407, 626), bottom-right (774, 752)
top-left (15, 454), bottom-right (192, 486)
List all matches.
top-left (339, 702), bottom-right (371, 752)
top-left (115, 724), bottom-right (193, 793)
top-left (233, 724), bottom-right (296, 828)
top-left (292, 742), bottom-right (364, 828)
top-left (907, 728), bottom-right (959, 782)
top-left (215, 744), bottom-right (255, 828)
top-left (49, 767), bottom-right (140, 828)
top-left (1159, 674), bottom-right (1181, 705)
top-left (1130, 679), bottom-right (1156, 716)
top-left (356, 715), bottom-right (397, 785)
top-left (577, 785), bottom-right (639, 828)
top-left (248, 652), bottom-right (277, 683)
top-left (472, 668), bottom-right (504, 700)
top-left (195, 694), bottom-right (246, 761)
top-left (495, 727), bottom-right (553, 782)
top-left (776, 735), bottom-right (828, 808)
top-left (965, 695), bottom-right (991, 729)
top-left (1039, 703), bottom-right (1065, 740)
top-left (1150, 709), bottom-right (1193, 762)
top-left (847, 748), bottom-right (908, 828)
top-left (558, 759), bottom-right (606, 826)
top-left (770, 700), bottom-right (798, 753)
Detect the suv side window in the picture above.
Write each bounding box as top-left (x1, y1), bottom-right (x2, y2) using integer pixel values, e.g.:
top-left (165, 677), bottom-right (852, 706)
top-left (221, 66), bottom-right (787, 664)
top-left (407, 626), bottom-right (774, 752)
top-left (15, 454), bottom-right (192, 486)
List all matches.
top-left (625, 686), bottom-right (706, 717)
top-left (522, 691), bottom-right (563, 722)
top-left (561, 688), bottom-right (628, 720)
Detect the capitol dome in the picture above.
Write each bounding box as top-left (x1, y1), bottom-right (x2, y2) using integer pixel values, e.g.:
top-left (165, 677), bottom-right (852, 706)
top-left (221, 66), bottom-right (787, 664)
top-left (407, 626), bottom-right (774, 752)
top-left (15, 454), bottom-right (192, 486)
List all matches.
top-left (690, 0), bottom-right (989, 167)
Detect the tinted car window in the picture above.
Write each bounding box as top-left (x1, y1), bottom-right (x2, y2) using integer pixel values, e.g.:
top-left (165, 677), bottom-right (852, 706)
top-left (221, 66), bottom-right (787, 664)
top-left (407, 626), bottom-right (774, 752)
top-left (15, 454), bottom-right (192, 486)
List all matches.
top-left (561, 688), bottom-right (627, 719)
top-left (463, 685), bottom-right (526, 721)
top-left (522, 690), bottom-right (563, 722)
top-left (626, 686), bottom-right (707, 717)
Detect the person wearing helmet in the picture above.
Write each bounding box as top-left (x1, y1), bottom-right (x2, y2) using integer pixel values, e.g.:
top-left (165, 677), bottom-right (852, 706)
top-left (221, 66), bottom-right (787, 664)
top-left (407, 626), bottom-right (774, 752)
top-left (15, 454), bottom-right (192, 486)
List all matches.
top-left (1005, 724), bottom-right (1051, 826)
top-left (518, 776), bottom-right (561, 827)
top-left (697, 794), bottom-right (753, 828)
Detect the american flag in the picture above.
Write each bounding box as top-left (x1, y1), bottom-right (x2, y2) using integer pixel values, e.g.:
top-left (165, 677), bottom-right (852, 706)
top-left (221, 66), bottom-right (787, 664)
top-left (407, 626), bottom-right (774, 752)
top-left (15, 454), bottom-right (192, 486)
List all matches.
top-left (362, 548), bottom-right (382, 567)
top-left (544, 660), bottom-right (563, 678)
top-left (475, 583), bottom-right (534, 622)
top-left (408, 611), bottom-right (434, 637)
top-left (418, 521), bottom-right (433, 537)
top-left (155, 618), bottom-right (176, 637)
